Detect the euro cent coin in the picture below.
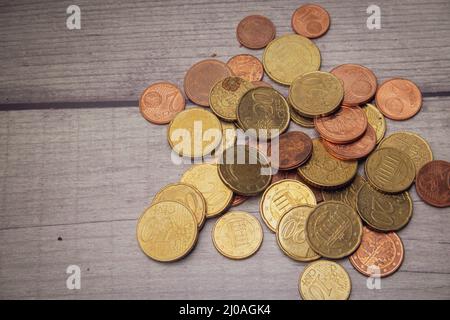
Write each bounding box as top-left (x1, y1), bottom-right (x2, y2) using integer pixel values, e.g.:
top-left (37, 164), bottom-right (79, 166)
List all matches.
top-left (291, 4), bottom-right (330, 39)
top-left (416, 160), bottom-right (450, 207)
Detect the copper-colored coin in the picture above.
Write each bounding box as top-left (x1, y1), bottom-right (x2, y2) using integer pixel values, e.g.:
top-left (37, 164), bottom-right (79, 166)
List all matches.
top-left (375, 78), bottom-right (422, 120)
top-left (251, 80), bottom-right (273, 88)
top-left (291, 4), bottom-right (330, 39)
top-left (322, 125), bottom-right (377, 160)
top-left (330, 64), bottom-right (377, 106)
top-left (315, 105), bottom-right (368, 144)
top-left (349, 227), bottom-right (404, 278)
top-left (227, 54), bottom-right (264, 82)
top-left (236, 15), bottom-right (276, 49)
top-left (271, 170), bottom-right (323, 203)
top-left (416, 160), bottom-right (450, 207)
top-left (139, 82), bottom-right (185, 124)
top-left (184, 59), bottom-right (233, 106)
top-left (231, 194), bottom-right (249, 207)
top-left (268, 131), bottom-right (313, 170)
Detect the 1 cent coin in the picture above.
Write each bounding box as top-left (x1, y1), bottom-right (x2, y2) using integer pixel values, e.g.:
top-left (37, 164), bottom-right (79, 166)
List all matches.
top-left (227, 54), bottom-right (264, 82)
top-left (416, 160), bottom-right (450, 207)
top-left (236, 15), bottom-right (276, 49)
top-left (291, 4), bottom-right (330, 38)
top-left (268, 131), bottom-right (313, 170)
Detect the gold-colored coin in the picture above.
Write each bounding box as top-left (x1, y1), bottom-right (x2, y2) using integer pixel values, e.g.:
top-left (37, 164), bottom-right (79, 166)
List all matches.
top-left (167, 107), bottom-right (222, 158)
top-left (365, 147), bottom-right (415, 193)
top-left (212, 211), bottom-right (263, 259)
top-left (152, 183), bottom-right (206, 229)
top-left (305, 201), bottom-right (363, 259)
top-left (260, 179), bottom-right (316, 232)
top-left (237, 87), bottom-right (290, 140)
top-left (181, 164), bottom-right (233, 218)
top-left (136, 201), bottom-right (198, 262)
top-left (356, 182), bottom-right (413, 231)
top-left (298, 139), bottom-right (358, 189)
top-left (209, 76), bottom-right (254, 121)
top-left (299, 260), bottom-right (351, 300)
top-left (276, 205), bottom-right (321, 262)
top-left (218, 121), bottom-right (237, 153)
top-left (321, 175), bottom-right (366, 211)
top-left (378, 131), bottom-right (432, 174)
top-left (263, 34), bottom-right (321, 85)
top-left (289, 71), bottom-right (343, 118)
top-left (362, 103), bottom-right (386, 144)
top-left (289, 106), bottom-right (314, 128)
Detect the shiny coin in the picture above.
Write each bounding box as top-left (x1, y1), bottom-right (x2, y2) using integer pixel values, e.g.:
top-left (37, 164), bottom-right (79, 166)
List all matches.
top-left (236, 15), bottom-right (276, 49)
top-left (362, 103), bottom-right (386, 144)
top-left (231, 194), bottom-right (249, 207)
top-left (416, 160), bottom-right (450, 207)
top-left (227, 54), bottom-right (264, 82)
top-left (291, 4), bottom-right (330, 38)
top-left (322, 174), bottom-right (366, 211)
top-left (290, 107), bottom-right (315, 128)
top-left (268, 131), bottom-right (313, 170)
top-left (251, 80), bottom-right (273, 88)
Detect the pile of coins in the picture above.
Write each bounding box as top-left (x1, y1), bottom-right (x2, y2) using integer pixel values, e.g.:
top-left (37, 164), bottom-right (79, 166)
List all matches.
top-left (136, 4), bottom-right (450, 299)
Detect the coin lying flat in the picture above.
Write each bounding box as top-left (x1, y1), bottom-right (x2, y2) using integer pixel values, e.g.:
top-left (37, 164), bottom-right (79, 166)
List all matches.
top-left (217, 121), bottom-right (237, 155)
top-left (236, 15), bottom-right (276, 49)
top-left (268, 131), bottom-right (313, 170)
top-left (291, 4), bottom-right (330, 39)
top-left (227, 54), bottom-right (264, 82)
top-left (271, 170), bottom-right (323, 202)
top-left (416, 160), bottom-right (450, 207)
top-left (362, 103), bottom-right (386, 144)
top-left (290, 107), bottom-right (315, 128)
top-left (212, 211), bottom-right (263, 259)
top-left (136, 201), bottom-right (198, 262)
top-left (322, 174), bottom-right (366, 211)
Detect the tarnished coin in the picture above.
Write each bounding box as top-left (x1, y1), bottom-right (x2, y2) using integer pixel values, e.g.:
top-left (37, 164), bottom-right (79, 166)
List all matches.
top-left (356, 182), bottom-right (412, 231)
top-left (276, 205), bottom-right (321, 262)
top-left (152, 183), bottom-right (206, 229)
top-left (330, 64), bottom-right (377, 106)
top-left (365, 147), bottom-right (415, 193)
top-left (236, 15), bottom-right (276, 49)
top-left (167, 107), bottom-right (222, 158)
top-left (252, 80), bottom-right (273, 88)
top-left (299, 260), bottom-right (351, 300)
top-left (210, 76), bottom-right (254, 121)
top-left (268, 131), bottom-right (313, 170)
top-left (362, 103), bottom-right (386, 144)
top-left (137, 201), bottom-right (198, 262)
top-left (139, 82), bottom-right (185, 124)
top-left (231, 194), bottom-right (249, 207)
top-left (375, 78), bottom-right (422, 120)
top-left (350, 227), bottom-right (404, 278)
top-left (212, 211), bottom-right (263, 259)
top-left (227, 54), bottom-right (264, 82)
top-left (260, 179), bottom-right (316, 232)
top-left (263, 34), bottom-right (321, 85)
top-left (181, 164), bottom-right (233, 218)
top-left (416, 160), bottom-right (450, 207)
top-left (291, 4), bottom-right (330, 39)
top-left (305, 201), bottom-right (363, 259)
top-left (290, 107), bottom-right (315, 128)
top-left (289, 71), bottom-right (343, 117)
top-left (184, 59), bottom-right (233, 106)
top-left (322, 175), bottom-right (366, 211)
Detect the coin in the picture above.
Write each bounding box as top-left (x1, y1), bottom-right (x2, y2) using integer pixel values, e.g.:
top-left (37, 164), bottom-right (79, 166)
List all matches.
top-left (298, 139), bottom-right (358, 189)
top-left (356, 182), bottom-right (412, 231)
top-left (297, 174), bottom-right (324, 203)
top-left (268, 131), bottom-right (313, 170)
top-left (289, 71), bottom-right (343, 117)
top-left (416, 160), bottom-right (450, 207)
top-left (236, 15), bottom-right (276, 49)
top-left (362, 103), bottom-right (386, 144)
top-left (209, 76), bottom-right (254, 121)
top-left (218, 121), bottom-right (237, 153)
top-left (181, 163), bottom-right (233, 218)
top-left (136, 201), bottom-right (198, 262)
top-left (231, 194), bottom-right (249, 207)
top-left (315, 105), bottom-right (368, 144)
top-left (365, 147), bottom-right (415, 193)
top-left (260, 179), bottom-right (316, 232)
top-left (291, 4), bottom-right (330, 38)
top-left (184, 59), bottom-right (233, 106)
top-left (378, 131), bottom-right (433, 174)
top-left (271, 169), bottom-right (301, 184)
top-left (276, 205), bottom-right (321, 262)
top-left (139, 82), bottom-right (185, 124)
top-left (305, 201), bottom-right (363, 259)
top-left (263, 34), bottom-right (321, 85)
top-left (290, 107), bottom-right (315, 128)
top-left (322, 174), bottom-right (366, 211)
top-left (152, 183), bottom-right (206, 229)
top-left (252, 80), bottom-right (273, 88)
top-left (375, 78), bottom-right (422, 120)
top-left (227, 54), bottom-right (264, 82)
top-left (299, 260), bottom-right (351, 300)
top-left (330, 64), bottom-right (377, 106)
top-left (218, 144), bottom-right (272, 196)
top-left (167, 107), bottom-right (222, 158)
top-left (237, 87), bottom-right (290, 139)
top-left (350, 227), bottom-right (404, 277)
top-left (212, 211), bottom-right (263, 259)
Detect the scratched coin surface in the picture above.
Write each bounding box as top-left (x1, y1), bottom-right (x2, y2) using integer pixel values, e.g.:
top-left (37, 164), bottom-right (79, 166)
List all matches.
top-left (181, 164), bottom-right (233, 218)
top-left (260, 179), bottom-right (316, 232)
top-left (289, 71), bottom-right (343, 117)
top-left (276, 205), bottom-right (321, 262)
top-left (330, 64), bottom-right (378, 106)
top-left (184, 59), bottom-right (233, 106)
top-left (299, 260), bottom-right (351, 300)
top-left (268, 131), bottom-right (313, 170)
top-left (290, 106), bottom-right (315, 128)
top-left (375, 78), bottom-right (422, 120)
top-left (291, 4), bottom-right (330, 38)
top-left (356, 182), bottom-right (412, 231)
top-left (365, 147), bottom-right (415, 193)
top-left (231, 194), bottom-right (249, 207)
top-left (139, 82), bottom-right (185, 124)
top-left (263, 34), bottom-right (321, 85)
top-left (362, 103), bottom-right (386, 144)
top-left (236, 15), bottom-right (276, 49)
top-left (322, 175), bottom-right (366, 211)
top-left (227, 54), bottom-right (264, 82)
top-left (350, 227), bottom-right (404, 277)
top-left (136, 201), bottom-right (198, 262)
top-left (212, 211), bottom-right (263, 259)
top-left (416, 160), bottom-right (450, 207)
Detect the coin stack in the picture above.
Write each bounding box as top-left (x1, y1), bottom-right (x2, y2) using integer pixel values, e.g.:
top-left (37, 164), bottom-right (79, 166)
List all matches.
top-left (136, 4), bottom-right (450, 299)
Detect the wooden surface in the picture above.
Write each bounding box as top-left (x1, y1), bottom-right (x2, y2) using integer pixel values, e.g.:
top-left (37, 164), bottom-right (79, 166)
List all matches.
top-left (0, 0), bottom-right (449, 299)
